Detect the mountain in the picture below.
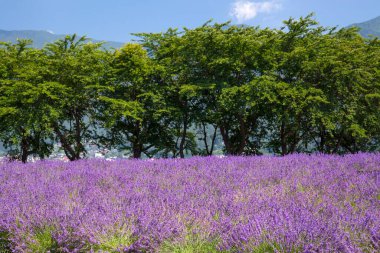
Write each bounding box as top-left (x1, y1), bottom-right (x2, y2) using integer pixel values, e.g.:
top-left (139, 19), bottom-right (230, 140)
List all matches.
top-left (348, 16), bottom-right (380, 38)
top-left (0, 29), bottom-right (124, 49)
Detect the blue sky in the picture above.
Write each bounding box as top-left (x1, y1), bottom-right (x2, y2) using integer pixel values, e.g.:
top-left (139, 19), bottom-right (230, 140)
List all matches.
top-left (0, 0), bottom-right (379, 42)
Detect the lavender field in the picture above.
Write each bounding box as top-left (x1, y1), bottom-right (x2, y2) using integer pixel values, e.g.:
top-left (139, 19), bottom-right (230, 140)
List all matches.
top-left (0, 154), bottom-right (379, 252)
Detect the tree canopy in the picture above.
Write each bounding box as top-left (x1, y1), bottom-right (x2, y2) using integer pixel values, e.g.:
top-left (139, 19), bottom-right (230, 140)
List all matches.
top-left (0, 14), bottom-right (379, 162)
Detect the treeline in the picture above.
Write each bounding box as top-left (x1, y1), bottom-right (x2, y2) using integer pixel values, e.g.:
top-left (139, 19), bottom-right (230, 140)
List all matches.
top-left (0, 15), bottom-right (379, 162)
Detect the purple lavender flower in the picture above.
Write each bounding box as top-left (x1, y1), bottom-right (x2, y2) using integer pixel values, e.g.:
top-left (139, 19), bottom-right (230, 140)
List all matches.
top-left (0, 154), bottom-right (379, 252)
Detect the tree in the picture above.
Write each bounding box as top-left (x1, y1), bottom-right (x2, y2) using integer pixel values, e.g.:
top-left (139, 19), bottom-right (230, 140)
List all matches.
top-left (0, 40), bottom-right (62, 162)
top-left (300, 25), bottom-right (380, 153)
top-left (137, 22), bottom-right (276, 156)
top-left (100, 43), bottom-right (172, 158)
top-left (43, 35), bottom-right (110, 160)
top-left (136, 28), bottom-right (202, 158)
top-left (259, 15), bottom-right (330, 155)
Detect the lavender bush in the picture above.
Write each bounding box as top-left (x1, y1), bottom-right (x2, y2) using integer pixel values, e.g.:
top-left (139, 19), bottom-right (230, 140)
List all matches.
top-left (0, 154), bottom-right (379, 252)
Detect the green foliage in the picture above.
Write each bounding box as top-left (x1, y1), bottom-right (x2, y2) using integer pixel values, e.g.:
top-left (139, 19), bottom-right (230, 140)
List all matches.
top-left (160, 233), bottom-right (221, 253)
top-left (43, 34), bottom-right (112, 160)
top-left (250, 241), bottom-right (281, 253)
top-left (161, 235), bottom-right (283, 253)
top-left (91, 227), bottom-right (137, 252)
top-left (1, 14), bottom-right (380, 160)
top-left (26, 226), bottom-right (59, 253)
top-left (0, 231), bottom-right (11, 253)
top-left (99, 43), bottom-right (172, 158)
top-left (0, 39), bottom-right (56, 162)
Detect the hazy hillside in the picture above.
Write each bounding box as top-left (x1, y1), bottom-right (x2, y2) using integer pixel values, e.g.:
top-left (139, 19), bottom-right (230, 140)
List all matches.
top-left (348, 16), bottom-right (380, 38)
top-left (2, 16), bottom-right (379, 49)
top-left (0, 29), bottom-right (124, 49)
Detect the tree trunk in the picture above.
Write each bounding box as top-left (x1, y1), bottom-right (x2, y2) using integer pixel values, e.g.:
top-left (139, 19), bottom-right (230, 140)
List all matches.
top-left (201, 122), bottom-right (210, 155)
top-left (21, 137), bottom-right (29, 163)
top-left (132, 143), bottom-right (142, 158)
top-left (132, 122), bottom-right (142, 159)
top-left (202, 123), bottom-right (218, 156)
top-left (236, 115), bottom-right (247, 155)
top-left (74, 112), bottom-right (84, 160)
top-left (179, 110), bottom-right (188, 158)
top-left (209, 125), bottom-right (218, 155)
top-left (280, 120), bottom-right (287, 156)
top-left (319, 127), bottom-right (326, 153)
top-left (220, 124), bottom-right (232, 155)
top-left (53, 123), bottom-right (77, 161)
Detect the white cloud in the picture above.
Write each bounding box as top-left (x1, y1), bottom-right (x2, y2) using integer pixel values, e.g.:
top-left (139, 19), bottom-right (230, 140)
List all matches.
top-left (230, 0), bottom-right (281, 23)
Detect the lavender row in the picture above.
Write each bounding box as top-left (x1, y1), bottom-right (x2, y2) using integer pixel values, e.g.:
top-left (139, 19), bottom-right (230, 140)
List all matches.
top-left (0, 154), bottom-right (379, 252)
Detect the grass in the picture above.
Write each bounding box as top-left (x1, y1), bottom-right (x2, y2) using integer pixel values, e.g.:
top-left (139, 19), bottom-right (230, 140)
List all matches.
top-left (0, 231), bottom-right (11, 253)
top-left (90, 224), bottom-right (138, 252)
top-left (160, 233), bottom-right (221, 253)
top-left (26, 226), bottom-right (59, 253)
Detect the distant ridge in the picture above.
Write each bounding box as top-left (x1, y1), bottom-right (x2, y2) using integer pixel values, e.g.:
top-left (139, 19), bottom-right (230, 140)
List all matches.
top-left (347, 16), bottom-right (380, 38)
top-left (0, 29), bottom-right (124, 49)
